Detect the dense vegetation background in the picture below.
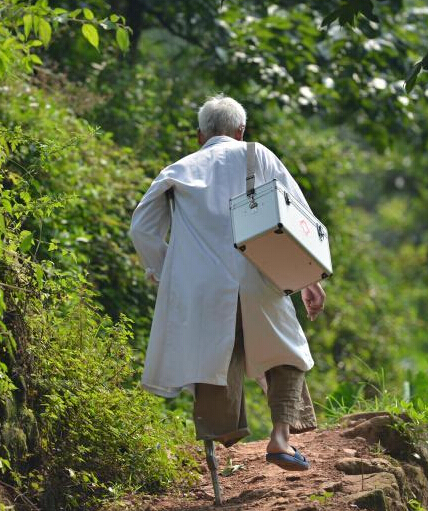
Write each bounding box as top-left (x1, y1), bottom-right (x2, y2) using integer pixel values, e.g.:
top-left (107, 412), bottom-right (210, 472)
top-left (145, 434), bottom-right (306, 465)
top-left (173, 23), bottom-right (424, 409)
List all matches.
top-left (1, 0), bottom-right (428, 509)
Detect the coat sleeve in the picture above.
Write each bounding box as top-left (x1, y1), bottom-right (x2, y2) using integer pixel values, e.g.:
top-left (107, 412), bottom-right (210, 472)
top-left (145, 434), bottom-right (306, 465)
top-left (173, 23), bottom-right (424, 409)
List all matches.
top-left (128, 170), bottom-right (172, 282)
top-left (255, 143), bottom-right (313, 213)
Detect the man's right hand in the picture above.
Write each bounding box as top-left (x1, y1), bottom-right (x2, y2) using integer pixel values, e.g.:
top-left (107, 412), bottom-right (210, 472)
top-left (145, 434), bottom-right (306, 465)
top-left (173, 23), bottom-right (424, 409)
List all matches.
top-left (301, 283), bottom-right (326, 321)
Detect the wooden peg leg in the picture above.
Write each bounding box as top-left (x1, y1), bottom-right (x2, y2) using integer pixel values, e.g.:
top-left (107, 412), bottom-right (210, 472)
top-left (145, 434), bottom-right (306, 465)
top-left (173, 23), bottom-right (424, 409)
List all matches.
top-left (204, 440), bottom-right (223, 506)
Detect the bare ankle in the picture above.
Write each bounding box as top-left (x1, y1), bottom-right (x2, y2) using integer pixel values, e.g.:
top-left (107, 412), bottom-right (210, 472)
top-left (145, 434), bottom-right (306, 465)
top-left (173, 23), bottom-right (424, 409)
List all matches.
top-left (267, 422), bottom-right (294, 455)
top-left (271, 422), bottom-right (290, 440)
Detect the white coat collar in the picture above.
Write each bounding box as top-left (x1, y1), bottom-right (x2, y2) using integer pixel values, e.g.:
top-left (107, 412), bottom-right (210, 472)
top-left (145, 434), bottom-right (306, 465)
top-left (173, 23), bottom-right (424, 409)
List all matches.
top-left (201, 135), bottom-right (237, 149)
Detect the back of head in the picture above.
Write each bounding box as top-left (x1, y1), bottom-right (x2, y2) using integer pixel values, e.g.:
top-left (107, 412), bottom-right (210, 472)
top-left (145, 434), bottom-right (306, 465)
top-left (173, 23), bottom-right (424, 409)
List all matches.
top-left (198, 94), bottom-right (246, 140)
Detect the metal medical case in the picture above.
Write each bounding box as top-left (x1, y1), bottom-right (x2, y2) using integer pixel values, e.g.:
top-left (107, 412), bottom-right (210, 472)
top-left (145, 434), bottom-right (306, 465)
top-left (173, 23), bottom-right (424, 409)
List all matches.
top-left (229, 143), bottom-right (333, 295)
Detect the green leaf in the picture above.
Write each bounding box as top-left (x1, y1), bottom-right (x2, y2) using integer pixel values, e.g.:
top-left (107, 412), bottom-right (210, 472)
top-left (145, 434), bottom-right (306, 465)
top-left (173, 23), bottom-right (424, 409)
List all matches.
top-left (23, 14), bottom-right (32, 39)
top-left (220, 459), bottom-right (244, 476)
top-left (115, 27), bottom-right (129, 52)
top-left (359, 0), bottom-right (379, 22)
top-left (2, 199), bottom-right (13, 214)
top-left (19, 231), bottom-right (33, 253)
top-left (321, 9), bottom-right (341, 28)
top-left (110, 14), bottom-right (120, 22)
top-left (30, 54), bottom-right (43, 65)
top-left (32, 15), bottom-right (40, 36)
top-left (2, 37), bottom-right (15, 50)
top-left (0, 458), bottom-right (11, 472)
top-left (38, 18), bottom-right (52, 47)
top-left (421, 51), bottom-right (428, 71)
top-left (0, 213), bottom-right (5, 234)
top-left (0, 290), bottom-right (6, 315)
top-left (35, 265), bottom-right (44, 289)
top-left (69, 9), bottom-right (82, 19)
top-left (20, 191), bottom-right (31, 204)
top-left (82, 24), bottom-right (99, 50)
top-left (83, 8), bottom-right (94, 20)
top-left (404, 61), bottom-right (422, 94)
top-left (28, 40), bottom-right (43, 47)
top-left (338, 5), bottom-right (356, 26)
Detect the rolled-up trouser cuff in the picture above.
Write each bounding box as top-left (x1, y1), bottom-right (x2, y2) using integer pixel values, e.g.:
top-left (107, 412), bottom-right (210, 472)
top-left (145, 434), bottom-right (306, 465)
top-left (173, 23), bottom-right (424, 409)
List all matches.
top-left (196, 427), bottom-right (251, 447)
top-left (266, 365), bottom-right (317, 433)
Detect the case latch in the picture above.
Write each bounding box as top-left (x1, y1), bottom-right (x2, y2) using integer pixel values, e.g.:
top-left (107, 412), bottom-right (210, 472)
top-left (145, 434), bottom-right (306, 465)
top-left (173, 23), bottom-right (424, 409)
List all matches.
top-left (248, 194), bottom-right (258, 209)
top-left (317, 224), bottom-right (325, 241)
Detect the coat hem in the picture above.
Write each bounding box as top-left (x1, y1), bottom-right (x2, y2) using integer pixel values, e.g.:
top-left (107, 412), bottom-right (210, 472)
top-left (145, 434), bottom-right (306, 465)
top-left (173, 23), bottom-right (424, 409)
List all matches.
top-left (141, 375), bottom-right (230, 398)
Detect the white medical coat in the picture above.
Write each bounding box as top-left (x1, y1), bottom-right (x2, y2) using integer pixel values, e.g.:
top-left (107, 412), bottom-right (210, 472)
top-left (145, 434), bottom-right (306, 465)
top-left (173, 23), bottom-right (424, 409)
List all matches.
top-left (129, 136), bottom-right (314, 397)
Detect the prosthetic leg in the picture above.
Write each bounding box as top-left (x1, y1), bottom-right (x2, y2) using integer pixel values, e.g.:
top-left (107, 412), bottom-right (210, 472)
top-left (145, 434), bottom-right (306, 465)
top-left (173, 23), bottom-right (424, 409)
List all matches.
top-left (204, 440), bottom-right (223, 506)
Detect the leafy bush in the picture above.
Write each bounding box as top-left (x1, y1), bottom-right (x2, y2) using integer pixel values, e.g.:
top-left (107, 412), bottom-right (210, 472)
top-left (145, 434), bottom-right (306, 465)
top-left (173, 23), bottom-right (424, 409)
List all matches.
top-left (28, 289), bottom-right (197, 509)
top-left (1, 101), bottom-right (197, 510)
top-left (0, 77), bottom-right (157, 360)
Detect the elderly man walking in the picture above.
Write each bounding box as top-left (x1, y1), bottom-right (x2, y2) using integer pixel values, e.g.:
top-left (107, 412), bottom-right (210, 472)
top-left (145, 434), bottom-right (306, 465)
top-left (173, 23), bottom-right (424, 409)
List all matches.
top-left (129, 95), bottom-right (325, 472)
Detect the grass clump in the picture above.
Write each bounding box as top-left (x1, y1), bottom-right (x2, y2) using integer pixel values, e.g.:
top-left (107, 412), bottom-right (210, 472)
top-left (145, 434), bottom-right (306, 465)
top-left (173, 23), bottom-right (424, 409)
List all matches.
top-left (318, 359), bottom-right (428, 449)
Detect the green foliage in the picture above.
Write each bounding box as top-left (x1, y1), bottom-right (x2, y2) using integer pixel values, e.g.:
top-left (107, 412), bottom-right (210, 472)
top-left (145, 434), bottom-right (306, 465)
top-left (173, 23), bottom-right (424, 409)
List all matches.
top-left (0, 78), bottom-right (155, 359)
top-left (0, 125), bottom-right (197, 508)
top-left (0, 0), bottom-right (131, 78)
top-left (0, 4), bottom-right (198, 504)
top-left (220, 458), bottom-right (245, 477)
top-left (310, 491), bottom-right (334, 504)
top-left (320, 0), bottom-right (428, 92)
top-left (28, 296), bottom-right (197, 507)
top-left (407, 499), bottom-right (427, 511)
top-left (321, 0), bottom-right (380, 28)
top-left (388, 398), bottom-right (428, 447)
top-left (318, 361), bottom-right (428, 446)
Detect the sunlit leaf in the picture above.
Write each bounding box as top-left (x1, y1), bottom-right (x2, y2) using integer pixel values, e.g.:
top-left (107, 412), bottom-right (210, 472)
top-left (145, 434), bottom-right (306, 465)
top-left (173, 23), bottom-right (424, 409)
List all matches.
top-left (23, 14), bottom-right (32, 39)
top-left (35, 266), bottom-right (44, 289)
top-left (83, 8), bottom-right (94, 20)
top-left (28, 40), bottom-right (43, 48)
top-left (2, 199), bottom-right (12, 214)
top-left (32, 15), bottom-right (40, 36)
top-left (116, 27), bottom-right (129, 52)
top-left (38, 18), bottom-right (52, 47)
top-left (82, 24), bottom-right (99, 50)
top-left (69, 9), bottom-right (82, 18)
top-left (19, 231), bottom-right (33, 253)
top-left (30, 54), bottom-right (43, 65)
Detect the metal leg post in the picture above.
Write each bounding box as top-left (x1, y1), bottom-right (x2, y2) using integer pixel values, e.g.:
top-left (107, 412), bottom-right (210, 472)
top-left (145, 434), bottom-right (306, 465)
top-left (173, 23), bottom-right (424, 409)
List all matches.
top-left (204, 440), bottom-right (223, 506)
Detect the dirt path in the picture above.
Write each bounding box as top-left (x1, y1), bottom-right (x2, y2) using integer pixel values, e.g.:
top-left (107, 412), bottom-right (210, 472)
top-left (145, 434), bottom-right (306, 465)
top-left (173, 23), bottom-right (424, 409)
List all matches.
top-left (115, 425), bottom-right (398, 511)
top-left (105, 413), bottom-right (428, 511)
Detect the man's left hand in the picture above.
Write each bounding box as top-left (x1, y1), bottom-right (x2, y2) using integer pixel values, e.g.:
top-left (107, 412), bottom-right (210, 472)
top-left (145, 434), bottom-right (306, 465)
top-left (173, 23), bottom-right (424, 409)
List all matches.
top-left (301, 283), bottom-right (326, 321)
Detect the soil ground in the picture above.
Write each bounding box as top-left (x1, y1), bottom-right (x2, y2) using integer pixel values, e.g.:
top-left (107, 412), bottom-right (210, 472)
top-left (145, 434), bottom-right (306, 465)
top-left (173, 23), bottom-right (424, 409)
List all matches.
top-left (118, 427), bottom-right (379, 511)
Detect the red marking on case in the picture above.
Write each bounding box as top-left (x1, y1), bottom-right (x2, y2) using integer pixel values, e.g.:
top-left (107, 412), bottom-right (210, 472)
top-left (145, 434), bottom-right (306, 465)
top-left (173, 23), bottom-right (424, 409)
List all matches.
top-left (299, 219), bottom-right (311, 236)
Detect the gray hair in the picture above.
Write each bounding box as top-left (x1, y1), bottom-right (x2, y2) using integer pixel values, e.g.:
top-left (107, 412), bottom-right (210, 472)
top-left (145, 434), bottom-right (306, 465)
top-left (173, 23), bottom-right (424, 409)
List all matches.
top-left (198, 94), bottom-right (246, 139)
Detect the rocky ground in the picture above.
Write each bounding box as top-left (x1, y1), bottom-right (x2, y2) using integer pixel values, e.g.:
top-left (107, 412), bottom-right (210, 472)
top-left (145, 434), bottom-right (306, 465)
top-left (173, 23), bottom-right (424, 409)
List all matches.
top-left (106, 412), bottom-right (428, 511)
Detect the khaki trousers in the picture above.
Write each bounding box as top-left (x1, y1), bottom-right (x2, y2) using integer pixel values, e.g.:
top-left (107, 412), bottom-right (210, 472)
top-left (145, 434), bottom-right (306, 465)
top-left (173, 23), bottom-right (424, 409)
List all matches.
top-left (193, 297), bottom-right (317, 447)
